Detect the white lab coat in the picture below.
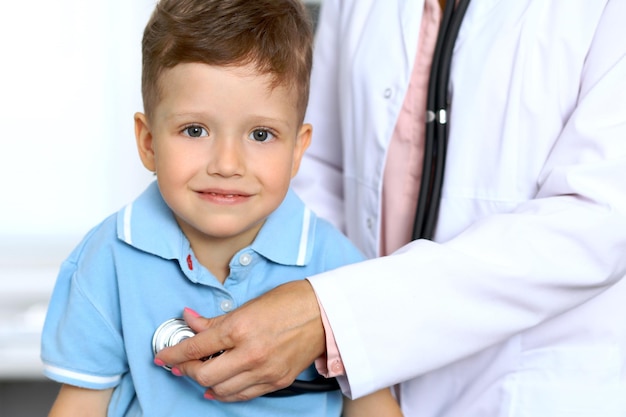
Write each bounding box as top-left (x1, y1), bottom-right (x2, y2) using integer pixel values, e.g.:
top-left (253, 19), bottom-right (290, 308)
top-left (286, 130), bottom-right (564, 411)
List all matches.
top-left (293, 0), bottom-right (626, 416)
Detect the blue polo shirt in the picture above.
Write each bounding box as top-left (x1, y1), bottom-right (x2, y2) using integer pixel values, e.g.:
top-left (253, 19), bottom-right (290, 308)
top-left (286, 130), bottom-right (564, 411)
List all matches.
top-left (41, 181), bottom-right (364, 417)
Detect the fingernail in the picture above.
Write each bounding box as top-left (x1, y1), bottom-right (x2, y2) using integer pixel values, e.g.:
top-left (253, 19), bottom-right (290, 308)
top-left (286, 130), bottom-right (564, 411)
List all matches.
top-left (184, 307), bottom-right (201, 318)
top-left (171, 367), bottom-right (183, 377)
top-left (154, 358), bottom-right (165, 367)
top-left (204, 391), bottom-right (215, 400)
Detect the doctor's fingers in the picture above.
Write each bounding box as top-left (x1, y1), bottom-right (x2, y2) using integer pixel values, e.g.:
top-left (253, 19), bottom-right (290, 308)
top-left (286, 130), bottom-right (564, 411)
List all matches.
top-left (204, 371), bottom-right (294, 402)
top-left (155, 314), bottom-right (232, 366)
top-left (177, 349), bottom-right (296, 402)
top-left (204, 383), bottom-right (288, 402)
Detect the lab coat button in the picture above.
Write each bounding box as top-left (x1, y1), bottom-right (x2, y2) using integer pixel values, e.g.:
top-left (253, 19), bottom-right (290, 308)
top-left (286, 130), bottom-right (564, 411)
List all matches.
top-left (384, 88), bottom-right (393, 98)
top-left (239, 253), bottom-right (252, 266)
top-left (331, 360), bottom-right (344, 374)
top-left (220, 300), bottom-right (234, 312)
top-left (366, 218), bottom-right (373, 229)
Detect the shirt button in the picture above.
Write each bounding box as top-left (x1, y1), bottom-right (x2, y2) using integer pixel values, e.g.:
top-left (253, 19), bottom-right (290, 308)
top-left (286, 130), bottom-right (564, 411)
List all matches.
top-left (366, 218), bottom-right (373, 229)
top-left (239, 253), bottom-right (252, 266)
top-left (220, 299), bottom-right (234, 312)
top-left (384, 88), bottom-right (393, 98)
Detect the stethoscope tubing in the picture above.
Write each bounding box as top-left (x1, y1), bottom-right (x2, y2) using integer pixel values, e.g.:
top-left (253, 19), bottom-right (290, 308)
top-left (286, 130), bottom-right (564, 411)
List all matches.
top-left (413, 0), bottom-right (471, 241)
top-left (276, 0), bottom-right (472, 397)
top-left (263, 376), bottom-right (340, 397)
top-left (274, 0), bottom-right (471, 396)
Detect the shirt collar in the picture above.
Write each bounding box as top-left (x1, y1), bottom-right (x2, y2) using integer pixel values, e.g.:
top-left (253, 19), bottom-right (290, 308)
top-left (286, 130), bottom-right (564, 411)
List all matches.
top-left (251, 188), bottom-right (316, 266)
top-left (116, 181), bottom-right (186, 261)
top-left (117, 181), bottom-right (316, 267)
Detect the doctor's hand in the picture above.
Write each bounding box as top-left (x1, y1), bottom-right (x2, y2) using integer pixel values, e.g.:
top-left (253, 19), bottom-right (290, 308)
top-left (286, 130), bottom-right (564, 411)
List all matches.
top-left (154, 280), bottom-right (326, 402)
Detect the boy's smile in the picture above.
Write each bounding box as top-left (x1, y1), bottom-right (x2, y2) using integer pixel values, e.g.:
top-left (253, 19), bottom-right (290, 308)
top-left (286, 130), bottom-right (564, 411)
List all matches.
top-left (195, 187), bottom-right (252, 204)
top-left (134, 62), bottom-right (311, 276)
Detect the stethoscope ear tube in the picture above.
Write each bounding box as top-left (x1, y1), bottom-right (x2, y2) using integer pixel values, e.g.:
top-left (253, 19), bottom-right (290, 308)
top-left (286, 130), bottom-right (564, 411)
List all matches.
top-left (413, 0), bottom-right (471, 241)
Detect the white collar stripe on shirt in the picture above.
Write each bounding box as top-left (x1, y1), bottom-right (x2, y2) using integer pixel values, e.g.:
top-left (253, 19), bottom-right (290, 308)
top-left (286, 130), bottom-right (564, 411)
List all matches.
top-left (297, 207), bottom-right (312, 266)
top-left (122, 203), bottom-right (133, 245)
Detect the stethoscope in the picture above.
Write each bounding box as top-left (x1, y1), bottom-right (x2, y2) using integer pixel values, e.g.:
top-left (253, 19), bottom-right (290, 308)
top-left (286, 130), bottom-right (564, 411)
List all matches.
top-left (270, 0), bottom-right (471, 394)
top-left (153, 318), bottom-right (340, 397)
top-left (412, 0), bottom-right (471, 240)
top-left (153, 0), bottom-right (471, 398)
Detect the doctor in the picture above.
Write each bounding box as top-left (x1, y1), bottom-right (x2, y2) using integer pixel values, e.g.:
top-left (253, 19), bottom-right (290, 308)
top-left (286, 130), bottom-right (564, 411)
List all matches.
top-left (156, 0), bottom-right (626, 415)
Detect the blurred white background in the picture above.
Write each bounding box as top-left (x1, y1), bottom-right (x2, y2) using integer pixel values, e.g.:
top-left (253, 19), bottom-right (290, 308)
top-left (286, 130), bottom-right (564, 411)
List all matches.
top-left (0, 1), bottom-right (156, 412)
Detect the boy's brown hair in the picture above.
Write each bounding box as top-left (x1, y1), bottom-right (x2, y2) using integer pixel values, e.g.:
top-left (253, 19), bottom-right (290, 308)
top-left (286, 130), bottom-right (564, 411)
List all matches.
top-left (141, 0), bottom-right (313, 122)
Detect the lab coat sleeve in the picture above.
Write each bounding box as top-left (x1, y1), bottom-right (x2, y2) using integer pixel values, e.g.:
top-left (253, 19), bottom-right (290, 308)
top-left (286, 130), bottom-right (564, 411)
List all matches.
top-left (291, 0), bottom-right (345, 231)
top-left (308, 0), bottom-right (626, 398)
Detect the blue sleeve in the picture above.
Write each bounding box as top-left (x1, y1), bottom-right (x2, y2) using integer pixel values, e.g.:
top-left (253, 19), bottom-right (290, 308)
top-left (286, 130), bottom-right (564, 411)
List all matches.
top-left (41, 231), bottom-right (127, 389)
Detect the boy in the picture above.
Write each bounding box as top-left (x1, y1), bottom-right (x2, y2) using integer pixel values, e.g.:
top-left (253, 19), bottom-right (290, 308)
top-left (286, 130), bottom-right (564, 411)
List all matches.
top-left (41, 0), bottom-right (402, 416)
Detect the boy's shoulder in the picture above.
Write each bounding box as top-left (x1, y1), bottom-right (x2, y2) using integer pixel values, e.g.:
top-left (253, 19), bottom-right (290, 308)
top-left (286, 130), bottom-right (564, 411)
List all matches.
top-left (310, 214), bottom-right (365, 260)
top-left (65, 181), bottom-right (166, 265)
top-left (298, 206), bottom-right (365, 271)
top-left (63, 210), bottom-right (124, 268)
top-left (311, 214), bottom-right (355, 245)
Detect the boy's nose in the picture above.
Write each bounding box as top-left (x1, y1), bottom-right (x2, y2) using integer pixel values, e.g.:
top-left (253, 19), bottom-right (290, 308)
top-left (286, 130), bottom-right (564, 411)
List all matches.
top-left (206, 137), bottom-right (245, 177)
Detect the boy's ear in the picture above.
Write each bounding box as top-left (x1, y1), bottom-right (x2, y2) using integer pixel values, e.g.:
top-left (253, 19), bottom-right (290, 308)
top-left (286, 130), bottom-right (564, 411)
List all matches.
top-left (134, 112), bottom-right (156, 172)
top-left (291, 123), bottom-right (312, 178)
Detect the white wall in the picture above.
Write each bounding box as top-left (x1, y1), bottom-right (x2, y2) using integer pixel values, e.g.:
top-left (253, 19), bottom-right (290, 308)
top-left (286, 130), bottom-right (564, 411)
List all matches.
top-left (1, 0), bottom-right (156, 242)
top-left (0, 0), bottom-right (156, 378)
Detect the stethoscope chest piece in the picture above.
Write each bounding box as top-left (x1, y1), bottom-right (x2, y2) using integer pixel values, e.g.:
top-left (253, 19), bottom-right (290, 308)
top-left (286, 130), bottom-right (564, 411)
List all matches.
top-left (152, 318), bottom-right (195, 371)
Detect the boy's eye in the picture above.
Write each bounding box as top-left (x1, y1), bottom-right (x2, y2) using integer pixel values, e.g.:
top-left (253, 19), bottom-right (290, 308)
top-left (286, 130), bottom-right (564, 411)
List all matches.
top-left (183, 125), bottom-right (208, 138)
top-left (249, 129), bottom-right (275, 143)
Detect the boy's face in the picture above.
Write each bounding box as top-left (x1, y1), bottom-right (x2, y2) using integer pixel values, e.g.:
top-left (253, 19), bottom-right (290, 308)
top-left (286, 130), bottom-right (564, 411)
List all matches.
top-left (134, 62), bottom-right (311, 250)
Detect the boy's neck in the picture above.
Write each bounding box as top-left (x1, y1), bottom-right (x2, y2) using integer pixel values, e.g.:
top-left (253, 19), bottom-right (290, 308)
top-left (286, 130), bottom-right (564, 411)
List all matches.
top-left (194, 242), bottom-right (236, 284)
